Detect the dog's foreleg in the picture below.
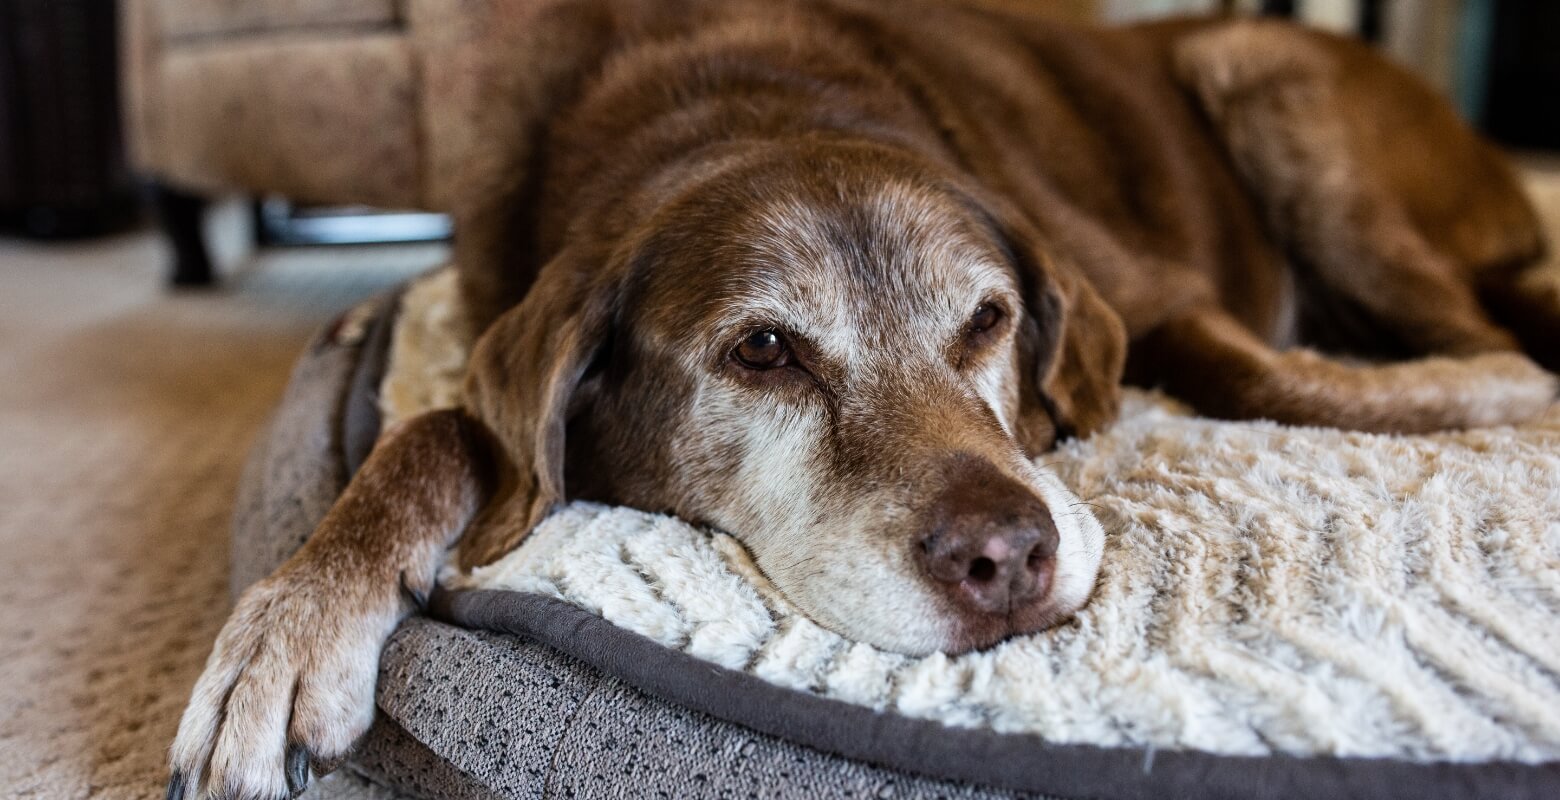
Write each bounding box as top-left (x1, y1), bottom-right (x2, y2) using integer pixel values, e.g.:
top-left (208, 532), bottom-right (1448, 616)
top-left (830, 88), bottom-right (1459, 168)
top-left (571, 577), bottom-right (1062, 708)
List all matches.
top-left (167, 409), bottom-right (492, 800)
top-left (1135, 308), bottom-right (1557, 433)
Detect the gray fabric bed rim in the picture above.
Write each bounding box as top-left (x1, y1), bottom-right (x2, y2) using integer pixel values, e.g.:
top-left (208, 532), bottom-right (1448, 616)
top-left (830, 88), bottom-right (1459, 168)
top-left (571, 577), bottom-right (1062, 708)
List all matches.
top-left (254, 285), bottom-right (1558, 800)
top-left (429, 588), bottom-right (1560, 800)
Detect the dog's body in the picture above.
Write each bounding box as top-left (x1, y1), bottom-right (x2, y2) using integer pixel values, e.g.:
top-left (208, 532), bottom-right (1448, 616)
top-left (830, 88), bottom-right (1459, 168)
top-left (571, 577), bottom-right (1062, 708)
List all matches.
top-left (170, 2), bottom-right (1560, 796)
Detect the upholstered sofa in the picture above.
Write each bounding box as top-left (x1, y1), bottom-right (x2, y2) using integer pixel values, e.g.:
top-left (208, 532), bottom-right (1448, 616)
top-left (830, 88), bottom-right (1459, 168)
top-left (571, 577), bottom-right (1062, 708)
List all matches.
top-left (123, 0), bottom-right (470, 214)
top-left (118, 0), bottom-right (1092, 283)
top-left (120, 0), bottom-right (517, 281)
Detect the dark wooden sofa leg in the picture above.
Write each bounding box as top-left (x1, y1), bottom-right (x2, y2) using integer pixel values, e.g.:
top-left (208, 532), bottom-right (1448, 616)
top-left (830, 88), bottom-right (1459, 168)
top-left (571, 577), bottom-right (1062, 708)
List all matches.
top-left (153, 182), bottom-right (214, 287)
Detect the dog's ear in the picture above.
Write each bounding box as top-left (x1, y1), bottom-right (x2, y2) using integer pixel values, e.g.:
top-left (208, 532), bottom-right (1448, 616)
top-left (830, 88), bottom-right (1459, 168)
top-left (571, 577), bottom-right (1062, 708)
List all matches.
top-left (455, 248), bottom-right (616, 569)
top-left (998, 210), bottom-right (1127, 452)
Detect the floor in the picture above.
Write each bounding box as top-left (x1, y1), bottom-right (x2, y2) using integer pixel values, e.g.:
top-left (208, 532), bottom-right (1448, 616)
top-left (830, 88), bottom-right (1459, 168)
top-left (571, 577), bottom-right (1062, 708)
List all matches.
top-left (0, 227), bottom-right (442, 799)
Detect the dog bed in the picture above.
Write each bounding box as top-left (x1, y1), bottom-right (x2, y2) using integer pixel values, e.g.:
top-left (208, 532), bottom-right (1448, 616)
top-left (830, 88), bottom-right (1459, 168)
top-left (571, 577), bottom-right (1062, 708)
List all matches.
top-left (234, 266), bottom-right (1560, 800)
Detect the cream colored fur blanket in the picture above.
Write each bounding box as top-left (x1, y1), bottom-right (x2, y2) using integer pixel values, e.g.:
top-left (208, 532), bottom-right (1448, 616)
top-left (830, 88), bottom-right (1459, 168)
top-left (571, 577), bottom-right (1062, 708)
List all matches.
top-left (384, 267), bottom-right (1560, 764)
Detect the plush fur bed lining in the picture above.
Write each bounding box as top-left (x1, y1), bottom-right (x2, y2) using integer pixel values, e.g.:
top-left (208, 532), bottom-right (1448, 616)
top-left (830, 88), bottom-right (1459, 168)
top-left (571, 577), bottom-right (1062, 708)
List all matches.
top-left (384, 267), bottom-right (1560, 765)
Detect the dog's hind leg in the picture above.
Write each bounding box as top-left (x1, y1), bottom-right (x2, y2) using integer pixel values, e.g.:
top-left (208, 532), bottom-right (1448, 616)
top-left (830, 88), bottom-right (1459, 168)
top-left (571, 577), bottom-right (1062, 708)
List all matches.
top-left (1133, 307), bottom-right (1556, 433)
top-left (1172, 20), bottom-right (1546, 360)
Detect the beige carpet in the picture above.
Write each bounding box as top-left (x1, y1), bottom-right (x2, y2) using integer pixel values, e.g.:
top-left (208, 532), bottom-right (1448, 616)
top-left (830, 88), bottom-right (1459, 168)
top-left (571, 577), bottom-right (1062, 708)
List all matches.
top-left (0, 230), bottom-right (439, 798)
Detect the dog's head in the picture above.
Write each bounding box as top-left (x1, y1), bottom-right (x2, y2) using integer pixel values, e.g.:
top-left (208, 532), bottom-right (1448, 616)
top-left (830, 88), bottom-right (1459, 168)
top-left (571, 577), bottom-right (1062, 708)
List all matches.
top-left (463, 142), bottom-right (1123, 655)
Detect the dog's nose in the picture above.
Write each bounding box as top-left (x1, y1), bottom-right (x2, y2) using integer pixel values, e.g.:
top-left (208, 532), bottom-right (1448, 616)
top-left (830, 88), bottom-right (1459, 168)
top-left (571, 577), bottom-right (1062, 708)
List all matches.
top-left (916, 463), bottom-right (1059, 615)
top-left (917, 513), bottom-right (1057, 614)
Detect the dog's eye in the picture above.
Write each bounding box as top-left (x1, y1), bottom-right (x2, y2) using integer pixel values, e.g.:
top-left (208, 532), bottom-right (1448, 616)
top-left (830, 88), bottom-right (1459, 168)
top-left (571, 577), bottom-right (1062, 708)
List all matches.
top-left (733, 329), bottom-right (791, 370)
top-left (968, 303), bottom-right (1002, 336)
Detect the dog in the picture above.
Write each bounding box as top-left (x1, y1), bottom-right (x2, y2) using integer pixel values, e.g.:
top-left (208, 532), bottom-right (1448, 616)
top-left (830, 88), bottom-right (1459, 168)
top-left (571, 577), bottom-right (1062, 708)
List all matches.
top-left (168, 0), bottom-right (1560, 796)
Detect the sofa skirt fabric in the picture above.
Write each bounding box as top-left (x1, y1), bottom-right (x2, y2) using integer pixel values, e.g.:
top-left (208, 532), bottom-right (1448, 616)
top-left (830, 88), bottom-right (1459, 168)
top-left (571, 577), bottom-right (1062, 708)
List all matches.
top-left (153, 0), bottom-right (399, 42)
top-left (230, 290), bottom-right (1560, 800)
top-left (154, 34), bottom-right (421, 209)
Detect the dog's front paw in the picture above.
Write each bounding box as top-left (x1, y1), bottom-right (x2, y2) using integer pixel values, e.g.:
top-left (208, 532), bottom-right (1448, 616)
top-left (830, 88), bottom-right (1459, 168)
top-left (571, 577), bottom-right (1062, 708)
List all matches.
top-left (1461, 352), bottom-right (1560, 426)
top-left (167, 564), bottom-right (407, 799)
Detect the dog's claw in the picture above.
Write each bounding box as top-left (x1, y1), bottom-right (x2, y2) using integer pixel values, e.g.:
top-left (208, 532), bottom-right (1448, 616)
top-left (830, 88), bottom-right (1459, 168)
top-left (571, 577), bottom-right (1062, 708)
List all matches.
top-left (165, 771), bottom-right (187, 800)
top-left (169, 570), bottom-right (393, 800)
top-left (309, 750), bottom-right (348, 778)
top-left (286, 745), bottom-right (310, 796)
top-left (399, 570), bottom-right (429, 610)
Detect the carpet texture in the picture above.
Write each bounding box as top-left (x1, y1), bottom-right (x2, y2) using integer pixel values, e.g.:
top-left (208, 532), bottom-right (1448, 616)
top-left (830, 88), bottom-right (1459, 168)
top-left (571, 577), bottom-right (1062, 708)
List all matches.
top-left (0, 231), bottom-right (438, 798)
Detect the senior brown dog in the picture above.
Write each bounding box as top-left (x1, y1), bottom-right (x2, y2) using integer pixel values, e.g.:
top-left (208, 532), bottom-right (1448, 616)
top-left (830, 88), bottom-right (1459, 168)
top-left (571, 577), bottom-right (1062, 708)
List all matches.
top-left (169, 0), bottom-right (1560, 796)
